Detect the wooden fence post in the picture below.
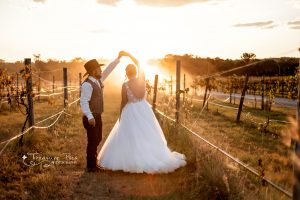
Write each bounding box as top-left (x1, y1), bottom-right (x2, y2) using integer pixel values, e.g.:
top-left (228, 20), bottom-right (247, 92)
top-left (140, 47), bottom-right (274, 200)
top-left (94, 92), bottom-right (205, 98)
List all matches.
top-left (236, 74), bottom-right (249, 122)
top-left (19, 58), bottom-right (35, 146)
top-left (261, 76), bottom-right (265, 110)
top-left (281, 78), bottom-right (284, 98)
top-left (38, 73), bottom-right (41, 103)
top-left (293, 48), bottom-right (300, 200)
top-left (152, 74), bottom-right (158, 110)
top-left (79, 73), bottom-right (82, 98)
top-left (183, 74), bottom-right (186, 103)
top-left (170, 76), bottom-right (173, 96)
top-left (203, 78), bottom-right (209, 108)
top-left (52, 76), bottom-right (55, 94)
top-left (254, 86), bottom-right (257, 109)
top-left (175, 61), bottom-right (181, 124)
top-left (234, 86), bottom-right (236, 105)
top-left (63, 68), bottom-right (68, 107)
top-left (26, 58), bottom-right (34, 127)
top-left (230, 81), bottom-right (233, 104)
top-left (16, 72), bottom-right (19, 99)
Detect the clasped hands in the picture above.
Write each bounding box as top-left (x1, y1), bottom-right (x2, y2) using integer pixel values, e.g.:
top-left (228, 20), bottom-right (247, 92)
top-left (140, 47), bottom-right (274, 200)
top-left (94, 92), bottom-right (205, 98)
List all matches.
top-left (118, 50), bottom-right (130, 59)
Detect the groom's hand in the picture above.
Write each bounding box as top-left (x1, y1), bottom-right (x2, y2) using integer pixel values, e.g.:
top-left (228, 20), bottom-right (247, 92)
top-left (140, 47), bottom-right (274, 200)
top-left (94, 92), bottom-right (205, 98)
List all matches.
top-left (88, 118), bottom-right (96, 127)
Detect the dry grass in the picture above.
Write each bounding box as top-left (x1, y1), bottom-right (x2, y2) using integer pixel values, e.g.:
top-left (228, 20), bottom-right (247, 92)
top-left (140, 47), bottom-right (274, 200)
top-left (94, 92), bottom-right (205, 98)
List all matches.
top-left (155, 92), bottom-right (294, 198)
top-left (0, 90), bottom-right (293, 199)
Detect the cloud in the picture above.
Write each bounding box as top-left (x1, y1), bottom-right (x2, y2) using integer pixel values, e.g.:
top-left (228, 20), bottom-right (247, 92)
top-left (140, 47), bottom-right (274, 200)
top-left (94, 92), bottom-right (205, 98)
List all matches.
top-left (262, 24), bottom-right (278, 29)
top-left (133, 0), bottom-right (213, 7)
top-left (95, 0), bottom-right (222, 7)
top-left (287, 20), bottom-right (300, 29)
top-left (33, 0), bottom-right (46, 3)
top-left (233, 20), bottom-right (275, 29)
top-left (90, 29), bottom-right (109, 33)
top-left (288, 20), bottom-right (300, 25)
top-left (289, 25), bottom-right (300, 29)
top-left (96, 0), bottom-right (121, 6)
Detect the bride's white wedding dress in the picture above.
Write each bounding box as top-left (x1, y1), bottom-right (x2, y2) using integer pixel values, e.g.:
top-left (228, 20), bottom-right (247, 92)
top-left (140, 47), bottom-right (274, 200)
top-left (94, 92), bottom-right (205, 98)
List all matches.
top-left (97, 82), bottom-right (186, 173)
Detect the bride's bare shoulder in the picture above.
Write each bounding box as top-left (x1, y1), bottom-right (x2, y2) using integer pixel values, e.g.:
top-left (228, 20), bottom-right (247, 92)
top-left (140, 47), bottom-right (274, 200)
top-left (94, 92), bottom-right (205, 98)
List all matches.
top-left (122, 82), bottom-right (127, 88)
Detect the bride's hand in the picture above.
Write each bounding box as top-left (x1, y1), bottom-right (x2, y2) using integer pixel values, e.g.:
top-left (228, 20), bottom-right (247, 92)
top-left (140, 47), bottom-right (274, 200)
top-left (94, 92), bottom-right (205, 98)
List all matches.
top-left (118, 51), bottom-right (128, 59)
top-left (121, 51), bottom-right (139, 66)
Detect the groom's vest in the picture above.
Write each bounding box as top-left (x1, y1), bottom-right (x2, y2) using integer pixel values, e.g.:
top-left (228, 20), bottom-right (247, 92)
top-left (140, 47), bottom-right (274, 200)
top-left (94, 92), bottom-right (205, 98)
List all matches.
top-left (83, 78), bottom-right (104, 115)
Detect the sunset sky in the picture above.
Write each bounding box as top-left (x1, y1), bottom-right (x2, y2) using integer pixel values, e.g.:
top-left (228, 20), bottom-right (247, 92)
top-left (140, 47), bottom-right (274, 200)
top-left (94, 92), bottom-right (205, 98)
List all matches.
top-left (0, 0), bottom-right (300, 62)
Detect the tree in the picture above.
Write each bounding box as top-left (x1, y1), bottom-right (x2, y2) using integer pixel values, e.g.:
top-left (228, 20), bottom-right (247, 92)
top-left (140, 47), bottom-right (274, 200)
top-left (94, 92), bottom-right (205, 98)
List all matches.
top-left (33, 54), bottom-right (41, 62)
top-left (241, 52), bottom-right (256, 63)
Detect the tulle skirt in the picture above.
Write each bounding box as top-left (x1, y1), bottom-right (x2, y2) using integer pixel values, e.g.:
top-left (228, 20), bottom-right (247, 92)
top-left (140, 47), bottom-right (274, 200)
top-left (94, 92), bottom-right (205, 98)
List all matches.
top-left (97, 99), bottom-right (186, 173)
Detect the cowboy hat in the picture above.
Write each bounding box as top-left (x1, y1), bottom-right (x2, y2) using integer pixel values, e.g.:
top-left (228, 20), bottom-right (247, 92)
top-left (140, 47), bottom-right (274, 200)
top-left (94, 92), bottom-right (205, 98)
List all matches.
top-left (83, 59), bottom-right (105, 77)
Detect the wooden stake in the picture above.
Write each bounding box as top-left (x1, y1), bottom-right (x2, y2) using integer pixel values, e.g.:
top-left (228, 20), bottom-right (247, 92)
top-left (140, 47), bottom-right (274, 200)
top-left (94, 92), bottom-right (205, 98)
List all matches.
top-left (183, 74), bottom-right (186, 103)
top-left (236, 74), bottom-right (249, 122)
top-left (203, 78), bottom-right (209, 108)
top-left (261, 76), bottom-right (265, 110)
top-left (152, 74), bottom-right (158, 110)
top-left (38, 73), bottom-right (41, 103)
top-left (170, 76), bottom-right (173, 96)
top-left (19, 58), bottom-right (34, 146)
top-left (52, 76), bottom-right (55, 94)
top-left (176, 61), bottom-right (181, 124)
top-left (63, 68), bottom-right (68, 107)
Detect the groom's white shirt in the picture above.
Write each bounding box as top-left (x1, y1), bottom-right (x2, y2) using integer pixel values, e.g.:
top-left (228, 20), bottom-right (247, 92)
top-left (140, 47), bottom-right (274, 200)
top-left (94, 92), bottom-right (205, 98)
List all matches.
top-left (80, 58), bottom-right (120, 120)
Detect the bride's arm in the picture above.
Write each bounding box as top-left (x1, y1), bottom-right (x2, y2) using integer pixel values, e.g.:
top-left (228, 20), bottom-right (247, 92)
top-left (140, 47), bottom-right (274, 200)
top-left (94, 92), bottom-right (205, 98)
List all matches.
top-left (122, 51), bottom-right (145, 81)
top-left (122, 51), bottom-right (139, 66)
top-left (119, 83), bottom-right (128, 119)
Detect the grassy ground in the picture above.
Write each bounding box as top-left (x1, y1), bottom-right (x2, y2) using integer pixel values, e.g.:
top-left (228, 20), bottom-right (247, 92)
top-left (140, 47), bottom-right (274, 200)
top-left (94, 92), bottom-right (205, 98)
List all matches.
top-left (0, 91), bottom-right (293, 199)
top-left (155, 92), bottom-right (294, 197)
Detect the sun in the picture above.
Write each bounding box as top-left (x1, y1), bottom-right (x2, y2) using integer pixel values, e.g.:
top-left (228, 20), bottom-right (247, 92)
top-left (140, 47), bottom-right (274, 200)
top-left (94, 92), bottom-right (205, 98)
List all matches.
top-left (138, 57), bottom-right (169, 84)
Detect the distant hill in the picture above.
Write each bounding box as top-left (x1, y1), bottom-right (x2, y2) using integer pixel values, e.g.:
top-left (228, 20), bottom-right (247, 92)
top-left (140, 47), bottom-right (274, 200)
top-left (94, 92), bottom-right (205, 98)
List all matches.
top-left (150, 54), bottom-right (299, 77)
top-left (1, 55), bottom-right (298, 82)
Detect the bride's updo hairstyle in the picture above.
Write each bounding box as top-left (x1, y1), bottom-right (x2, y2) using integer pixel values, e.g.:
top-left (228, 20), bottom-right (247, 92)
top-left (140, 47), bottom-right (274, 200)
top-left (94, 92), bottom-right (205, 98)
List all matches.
top-left (125, 64), bottom-right (137, 77)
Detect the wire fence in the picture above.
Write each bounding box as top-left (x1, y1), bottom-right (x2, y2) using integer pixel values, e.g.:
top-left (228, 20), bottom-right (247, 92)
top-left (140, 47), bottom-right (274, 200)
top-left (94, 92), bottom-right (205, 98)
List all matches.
top-left (182, 93), bottom-right (290, 125)
top-left (154, 107), bottom-right (292, 198)
top-left (0, 85), bottom-right (80, 106)
top-left (0, 97), bottom-right (80, 156)
top-left (149, 61), bottom-right (297, 198)
top-left (0, 64), bottom-right (82, 154)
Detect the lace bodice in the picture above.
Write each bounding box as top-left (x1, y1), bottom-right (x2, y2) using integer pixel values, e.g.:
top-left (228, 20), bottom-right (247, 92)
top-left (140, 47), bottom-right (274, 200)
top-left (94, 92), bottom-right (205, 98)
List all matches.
top-left (125, 82), bottom-right (144, 103)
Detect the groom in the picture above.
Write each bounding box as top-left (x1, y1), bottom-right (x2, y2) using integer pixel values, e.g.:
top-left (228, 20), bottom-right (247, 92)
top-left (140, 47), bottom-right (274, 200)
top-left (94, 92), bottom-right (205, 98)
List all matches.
top-left (80, 51), bottom-right (124, 172)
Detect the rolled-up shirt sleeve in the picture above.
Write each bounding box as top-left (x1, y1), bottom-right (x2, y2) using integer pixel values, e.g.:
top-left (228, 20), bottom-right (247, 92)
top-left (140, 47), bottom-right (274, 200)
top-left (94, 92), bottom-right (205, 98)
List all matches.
top-left (100, 58), bottom-right (120, 82)
top-left (80, 82), bottom-right (94, 120)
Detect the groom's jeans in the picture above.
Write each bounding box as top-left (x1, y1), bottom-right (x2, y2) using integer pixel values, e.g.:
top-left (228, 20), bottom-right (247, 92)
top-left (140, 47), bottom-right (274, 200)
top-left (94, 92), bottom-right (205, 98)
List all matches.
top-left (82, 114), bottom-right (102, 169)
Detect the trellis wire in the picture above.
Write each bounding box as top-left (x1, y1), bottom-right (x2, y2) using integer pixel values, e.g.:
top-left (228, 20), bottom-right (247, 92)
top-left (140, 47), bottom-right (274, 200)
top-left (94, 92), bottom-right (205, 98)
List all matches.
top-left (0, 98), bottom-right (80, 156)
top-left (154, 107), bottom-right (292, 198)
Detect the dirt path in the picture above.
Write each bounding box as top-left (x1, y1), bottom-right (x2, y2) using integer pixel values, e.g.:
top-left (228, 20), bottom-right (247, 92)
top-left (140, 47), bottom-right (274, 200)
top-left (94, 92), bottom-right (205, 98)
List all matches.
top-left (69, 168), bottom-right (190, 200)
top-left (62, 98), bottom-right (193, 200)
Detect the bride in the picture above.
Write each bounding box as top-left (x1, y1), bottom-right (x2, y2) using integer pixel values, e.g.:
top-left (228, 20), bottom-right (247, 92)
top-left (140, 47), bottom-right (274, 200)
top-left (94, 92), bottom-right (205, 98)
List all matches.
top-left (97, 51), bottom-right (186, 173)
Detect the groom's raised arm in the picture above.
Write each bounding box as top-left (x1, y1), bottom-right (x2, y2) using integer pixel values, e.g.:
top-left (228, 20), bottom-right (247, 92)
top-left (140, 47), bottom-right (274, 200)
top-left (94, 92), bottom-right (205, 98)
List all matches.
top-left (100, 52), bottom-right (123, 82)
